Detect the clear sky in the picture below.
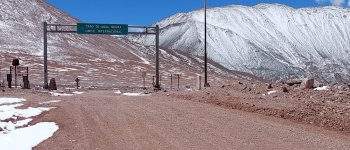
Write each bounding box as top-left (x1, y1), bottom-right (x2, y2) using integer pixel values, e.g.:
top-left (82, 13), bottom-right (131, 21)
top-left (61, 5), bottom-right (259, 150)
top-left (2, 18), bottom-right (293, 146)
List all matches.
top-left (46, 0), bottom-right (342, 25)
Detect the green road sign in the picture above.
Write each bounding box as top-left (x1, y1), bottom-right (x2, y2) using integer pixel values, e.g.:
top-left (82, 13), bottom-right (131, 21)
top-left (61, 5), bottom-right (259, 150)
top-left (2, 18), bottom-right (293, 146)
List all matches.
top-left (77, 23), bottom-right (128, 35)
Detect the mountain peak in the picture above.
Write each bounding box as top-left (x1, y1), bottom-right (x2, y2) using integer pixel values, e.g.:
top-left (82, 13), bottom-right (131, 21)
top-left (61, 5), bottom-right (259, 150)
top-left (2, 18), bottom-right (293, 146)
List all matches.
top-left (131, 4), bottom-right (350, 83)
top-left (253, 3), bottom-right (294, 9)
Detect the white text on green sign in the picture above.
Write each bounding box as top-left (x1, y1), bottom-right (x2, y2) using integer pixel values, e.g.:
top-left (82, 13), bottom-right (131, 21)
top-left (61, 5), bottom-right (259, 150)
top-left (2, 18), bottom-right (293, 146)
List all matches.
top-left (77, 23), bottom-right (128, 35)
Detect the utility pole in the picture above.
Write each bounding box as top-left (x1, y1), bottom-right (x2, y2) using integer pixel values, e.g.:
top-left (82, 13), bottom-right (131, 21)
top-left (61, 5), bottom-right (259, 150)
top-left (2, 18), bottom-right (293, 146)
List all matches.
top-left (43, 22), bottom-right (49, 89)
top-left (154, 25), bottom-right (161, 90)
top-left (204, 0), bottom-right (210, 87)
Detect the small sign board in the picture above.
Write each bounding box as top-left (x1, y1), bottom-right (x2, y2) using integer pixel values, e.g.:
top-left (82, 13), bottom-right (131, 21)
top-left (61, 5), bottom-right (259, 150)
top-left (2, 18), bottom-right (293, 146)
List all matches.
top-left (77, 23), bottom-right (128, 35)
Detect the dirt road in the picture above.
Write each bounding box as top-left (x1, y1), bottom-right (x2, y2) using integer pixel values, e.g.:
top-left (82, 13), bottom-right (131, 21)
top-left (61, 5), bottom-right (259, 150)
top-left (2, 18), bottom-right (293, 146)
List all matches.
top-left (32, 90), bottom-right (350, 150)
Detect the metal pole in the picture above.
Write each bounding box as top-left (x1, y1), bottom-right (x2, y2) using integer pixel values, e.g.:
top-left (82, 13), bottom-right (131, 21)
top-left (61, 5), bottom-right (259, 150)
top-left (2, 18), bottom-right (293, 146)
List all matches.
top-left (43, 22), bottom-right (49, 89)
top-left (26, 67), bottom-right (29, 89)
top-left (143, 76), bottom-right (146, 89)
top-left (8, 67), bottom-right (12, 88)
top-left (14, 66), bottom-right (17, 88)
top-left (204, 0), bottom-right (210, 87)
top-left (154, 25), bottom-right (161, 90)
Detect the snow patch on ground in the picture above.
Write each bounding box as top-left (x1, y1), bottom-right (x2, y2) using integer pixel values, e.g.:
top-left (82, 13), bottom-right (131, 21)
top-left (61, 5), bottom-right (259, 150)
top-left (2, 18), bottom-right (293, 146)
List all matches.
top-left (0, 98), bottom-right (59, 149)
top-left (72, 91), bottom-right (84, 95)
top-left (0, 104), bottom-right (23, 112)
top-left (39, 100), bottom-right (61, 105)
top-left (314, 86), bottom-right (329, 91)
top-left (0, 119), bottom-right (32, 133)
top-left (50, 92), bottom-right (73, 97)
top-left (122, 93), bottom-right (151, 96)
top-left (267, 91), bottom-right (277, 95)
top-left (50, 91), bottom-right (85, 96)
top-left (15, 107), bottom-right (53, 118)
top-left (0, 104), bottom-right (53, 121)
top-left (114, 90), bottom-right (122, 94)
top-left (185, 88), bottom-right (193, 92)
top-left (0, 122), bottom-right (59, 150)
top-left (263, 90), bottom-right (277, 96)
top-left (0, 98), bottom-right (26, 105)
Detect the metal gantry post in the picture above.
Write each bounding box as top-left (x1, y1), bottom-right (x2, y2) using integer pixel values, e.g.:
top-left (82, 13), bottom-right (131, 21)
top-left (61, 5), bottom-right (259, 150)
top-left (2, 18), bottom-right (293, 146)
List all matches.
top-left (155, 25), bottom-right (161, 90)
top-left (43, 22), bottom-right (49, 89)
top-left (204, 0), bottom-right (210, 87)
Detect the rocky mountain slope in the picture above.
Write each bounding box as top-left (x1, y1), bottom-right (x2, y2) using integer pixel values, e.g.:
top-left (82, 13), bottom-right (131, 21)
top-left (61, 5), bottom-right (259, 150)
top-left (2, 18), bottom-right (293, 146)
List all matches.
top-left (130, 4), bottom-right (350, 84)
top-left (0, 0), bottom-right (263, 88)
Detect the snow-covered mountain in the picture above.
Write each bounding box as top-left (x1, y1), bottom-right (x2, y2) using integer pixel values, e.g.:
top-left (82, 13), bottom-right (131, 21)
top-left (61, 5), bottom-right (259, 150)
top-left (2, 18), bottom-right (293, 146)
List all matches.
top-left (1, 0), bottom-right (263, 88)
top-left (130, 4), bottom-right (350, 83)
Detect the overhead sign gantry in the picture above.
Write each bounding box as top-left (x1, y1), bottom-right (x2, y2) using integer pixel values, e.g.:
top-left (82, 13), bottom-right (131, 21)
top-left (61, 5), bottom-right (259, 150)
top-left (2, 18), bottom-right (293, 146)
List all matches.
top-left (43, 22), bottom-right (161, 90)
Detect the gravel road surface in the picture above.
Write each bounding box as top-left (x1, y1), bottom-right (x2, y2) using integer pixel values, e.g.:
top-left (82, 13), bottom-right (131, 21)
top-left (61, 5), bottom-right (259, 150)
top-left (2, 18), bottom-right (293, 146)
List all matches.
top-left (32, 91), bottom-right (350, 150)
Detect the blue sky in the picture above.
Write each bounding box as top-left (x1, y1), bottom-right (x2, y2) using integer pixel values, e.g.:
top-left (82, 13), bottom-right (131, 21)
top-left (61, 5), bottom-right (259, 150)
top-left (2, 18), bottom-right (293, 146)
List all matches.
top-left (46, 0), bottom-right (341, 25)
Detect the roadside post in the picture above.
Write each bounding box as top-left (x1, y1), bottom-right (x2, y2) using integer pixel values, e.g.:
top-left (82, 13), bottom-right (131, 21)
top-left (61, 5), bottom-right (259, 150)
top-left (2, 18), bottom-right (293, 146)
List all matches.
top-left (170, 74), bottom-right (173, 89)
top-left (12, 59), bottom-right (19, 88)
top-left (142, 72), bottom-right (146, 89)
top-left (197, 74), bottom-right (202, 90)
top-left (75, 77), bottom-right (80, 89)
top-left (173, 74), bottom-right (180, 89)
top-left (6, 74), bottom-right (11, 88)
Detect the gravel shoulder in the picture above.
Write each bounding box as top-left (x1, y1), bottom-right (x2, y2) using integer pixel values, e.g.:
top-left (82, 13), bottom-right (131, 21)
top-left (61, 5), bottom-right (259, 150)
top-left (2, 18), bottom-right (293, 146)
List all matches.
top-left (167, 82), bottom-right (350, 133)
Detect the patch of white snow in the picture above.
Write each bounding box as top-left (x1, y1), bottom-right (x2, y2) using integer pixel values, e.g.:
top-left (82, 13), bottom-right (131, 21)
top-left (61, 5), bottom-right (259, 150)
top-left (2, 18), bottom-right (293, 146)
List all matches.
top-left (0, 122), bottom-right (59, 150)
top-left (72, 91), bottom-right (84, 95)
top-left (0, 98), bottom-right (26, 105)
top-left (114, 90), bottom-right (122, 94)
top-left (314, 86), bottom-right (329, 91)
top-left (122, 93), bottom-right (151, 96)
top-left (39, 100), bottom-right (61, 105)
top-left (267, 91), bottom-right (277, 95)
top-left (50, 92), bottom-right (73, 97)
